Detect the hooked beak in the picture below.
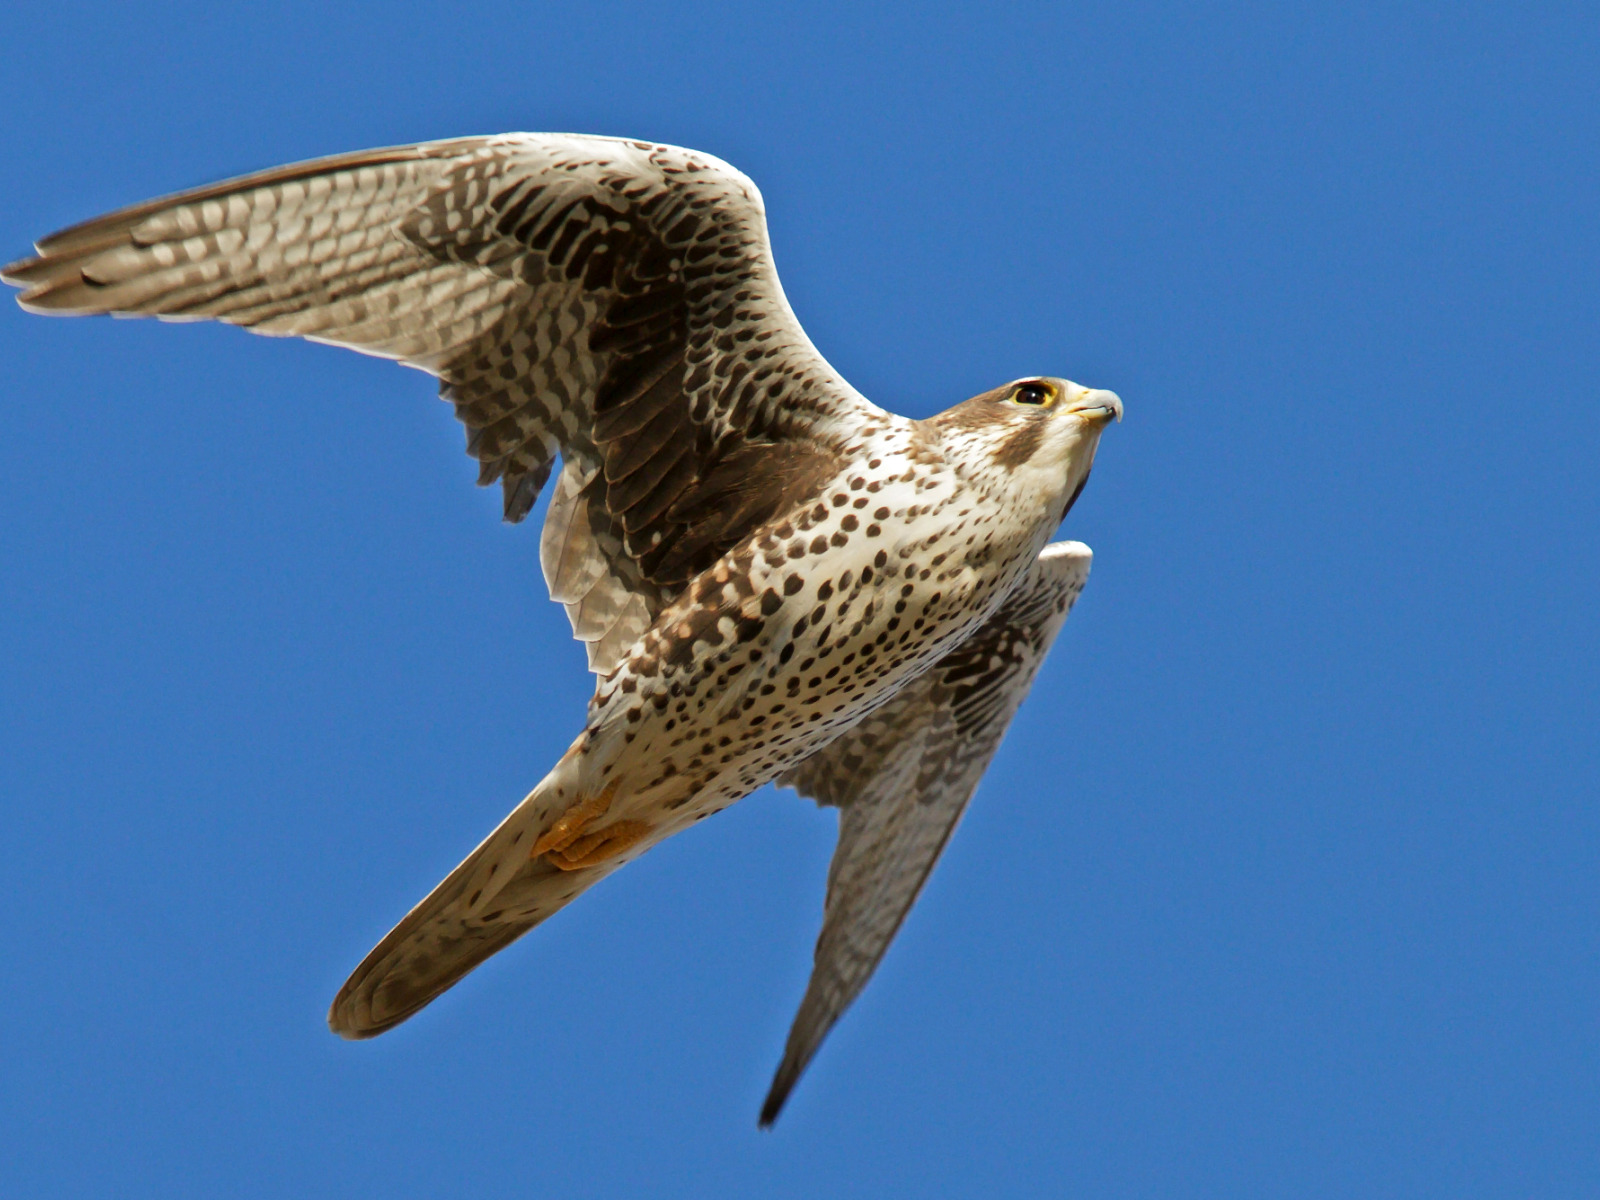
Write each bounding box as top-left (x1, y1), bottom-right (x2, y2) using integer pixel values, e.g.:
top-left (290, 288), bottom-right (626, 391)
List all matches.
top-left (1061, 382), bottom-right (1123, 426)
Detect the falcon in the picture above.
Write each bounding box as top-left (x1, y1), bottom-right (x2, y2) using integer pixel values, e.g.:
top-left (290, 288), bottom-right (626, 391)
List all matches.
top-left (3, 134), bottom-right (1121, 1125)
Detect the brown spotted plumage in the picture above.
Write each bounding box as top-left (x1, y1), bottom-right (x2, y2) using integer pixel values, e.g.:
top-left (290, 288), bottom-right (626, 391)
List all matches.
top-left (3, 134), bottom-right (1123, 1125)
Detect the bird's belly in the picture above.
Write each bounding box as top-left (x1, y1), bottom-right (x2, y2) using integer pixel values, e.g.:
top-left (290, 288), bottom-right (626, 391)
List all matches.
top-left (585, 474), bottom-right (1037, 833)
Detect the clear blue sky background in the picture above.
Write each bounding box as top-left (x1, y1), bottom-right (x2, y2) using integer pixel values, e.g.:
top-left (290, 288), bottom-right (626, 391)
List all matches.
top-left (2, 3), bottom-right (1595, 1196)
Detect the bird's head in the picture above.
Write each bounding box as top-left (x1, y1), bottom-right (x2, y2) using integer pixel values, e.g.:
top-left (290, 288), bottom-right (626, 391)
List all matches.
top-left (927, 376), bottom-right (1122, 521)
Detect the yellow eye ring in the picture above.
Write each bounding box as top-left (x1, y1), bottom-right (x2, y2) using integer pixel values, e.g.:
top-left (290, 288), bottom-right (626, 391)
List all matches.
top-left (1010, 381), bottom-right (1055, 407)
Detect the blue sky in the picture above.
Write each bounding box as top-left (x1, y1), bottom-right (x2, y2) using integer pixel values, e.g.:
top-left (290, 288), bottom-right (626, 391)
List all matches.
top-left (1, 2), bottom-right (1595, 1196)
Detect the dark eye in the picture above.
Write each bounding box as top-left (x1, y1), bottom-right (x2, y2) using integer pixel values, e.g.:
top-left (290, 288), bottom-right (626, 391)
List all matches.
top-left (1012, 382), bottom-right (1052, 406)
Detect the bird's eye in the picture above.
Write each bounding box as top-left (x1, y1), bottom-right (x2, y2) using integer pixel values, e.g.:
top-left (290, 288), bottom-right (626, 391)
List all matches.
top-left (1011, 382), bottom-right (1053, 406)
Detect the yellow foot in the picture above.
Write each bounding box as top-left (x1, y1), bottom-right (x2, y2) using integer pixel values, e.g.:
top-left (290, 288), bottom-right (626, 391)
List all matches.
top-left (529, 781), bottom-right (653, 871)
top-left (544, 820), bottom-right (653, 871)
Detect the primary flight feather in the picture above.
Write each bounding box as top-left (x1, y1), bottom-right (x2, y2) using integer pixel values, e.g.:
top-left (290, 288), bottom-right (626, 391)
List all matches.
top-left (3, 133), bottom-right (1120, 1125)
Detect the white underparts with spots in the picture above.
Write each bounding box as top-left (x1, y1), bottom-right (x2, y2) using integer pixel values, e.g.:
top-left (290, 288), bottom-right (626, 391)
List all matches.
top-left (568, 425), bottom-right (1055, 849)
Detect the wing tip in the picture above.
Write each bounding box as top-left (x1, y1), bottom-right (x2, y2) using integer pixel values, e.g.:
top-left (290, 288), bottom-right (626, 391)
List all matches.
top-left (757, 1069), bottom-right (797, 1128)
top-left (11, 291), bottom-right (100, 317)
top-left (2, 254), bottom-right (55, 307)
top-left (4, 252), bottom-right (115, 315)
top-left (1, 255), bottom-right (35, 287)
top-left (758, 1020), bottom-right (829, 1127)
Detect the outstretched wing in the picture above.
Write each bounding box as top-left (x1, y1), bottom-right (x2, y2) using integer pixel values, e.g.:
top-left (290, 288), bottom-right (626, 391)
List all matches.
top-left (764, 541), bottom-right (1093, 1126)
top-left (2, 134), bottom-right (884, 671)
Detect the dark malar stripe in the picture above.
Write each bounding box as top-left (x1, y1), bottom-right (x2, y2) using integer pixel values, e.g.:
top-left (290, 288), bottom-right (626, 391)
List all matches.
top-left (991, 418), bottom-right (1046, 469)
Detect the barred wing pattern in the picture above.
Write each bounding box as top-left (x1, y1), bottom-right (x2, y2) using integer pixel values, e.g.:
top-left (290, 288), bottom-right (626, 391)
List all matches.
top-left (2, 134), bottom-right (884, 672)
top-left (765, 541), bottom-right (1092, 1125)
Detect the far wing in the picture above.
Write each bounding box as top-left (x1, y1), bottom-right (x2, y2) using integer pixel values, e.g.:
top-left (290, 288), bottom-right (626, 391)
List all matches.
top-left (763, 541), bottom-right (1093, 1125)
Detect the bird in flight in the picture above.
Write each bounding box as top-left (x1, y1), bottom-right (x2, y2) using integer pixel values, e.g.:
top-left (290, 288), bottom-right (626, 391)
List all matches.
top-left (3, 134), bottom-right (1120, 1125)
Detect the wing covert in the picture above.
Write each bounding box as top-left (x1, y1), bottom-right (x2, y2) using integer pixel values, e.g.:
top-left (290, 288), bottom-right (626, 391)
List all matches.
top-left (762, 541), bottom-right (1093, 1125)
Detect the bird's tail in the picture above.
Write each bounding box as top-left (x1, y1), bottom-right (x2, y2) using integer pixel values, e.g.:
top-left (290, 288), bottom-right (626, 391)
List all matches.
top-left (328, 744), bottom-right (621, 1038)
